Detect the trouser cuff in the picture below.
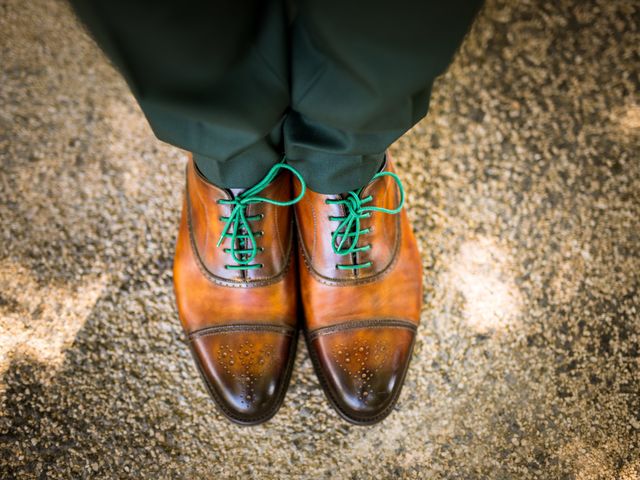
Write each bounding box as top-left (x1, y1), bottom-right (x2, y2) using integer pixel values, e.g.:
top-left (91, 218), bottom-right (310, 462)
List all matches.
top-left (286, 150), bottom-right (385, 194)
top-left (193, 141), bottom-right (282, 189)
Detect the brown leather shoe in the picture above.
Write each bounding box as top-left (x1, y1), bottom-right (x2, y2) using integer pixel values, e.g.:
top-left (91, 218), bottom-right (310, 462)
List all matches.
top-left (294, 154), bottom-right (422, 425)
top-left (173, 156), bottom-right (306, 425)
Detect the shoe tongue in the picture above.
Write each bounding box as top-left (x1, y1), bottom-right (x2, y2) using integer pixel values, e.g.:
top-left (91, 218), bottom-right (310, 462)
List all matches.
top-left (229, 187), bottom-right (246, 198)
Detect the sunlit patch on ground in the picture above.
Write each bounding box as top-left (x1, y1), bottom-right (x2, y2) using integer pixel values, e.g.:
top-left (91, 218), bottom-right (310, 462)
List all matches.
top-left (0, 260), bottom-right (107, 397)
top-left (611, 103), bottom-right (640, 136)
top-left (446, 237), bottom-right (523, 333)
top-left (558, 440), bottom-right (640, 480)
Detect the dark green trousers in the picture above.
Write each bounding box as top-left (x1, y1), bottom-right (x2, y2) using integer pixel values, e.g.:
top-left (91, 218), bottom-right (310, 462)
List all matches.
top-left (70, 0), bottom-right (482, 193)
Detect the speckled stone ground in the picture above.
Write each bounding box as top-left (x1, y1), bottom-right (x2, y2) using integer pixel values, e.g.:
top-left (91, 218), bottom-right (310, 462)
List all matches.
top-left (1, 0), bottom-right (639, 478)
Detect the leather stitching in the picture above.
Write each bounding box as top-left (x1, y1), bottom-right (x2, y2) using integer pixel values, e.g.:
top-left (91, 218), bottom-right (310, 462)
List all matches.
top-left (186, 168), bottom-right (294, 288)
top-left (294, 189), bottom-right (402, 286)
top-left (296, 214), bottom-right (402, 287)
top-left (189, 323), bottom-right (296, 340)
top-left (306, 318), bottom-right (417, 342)
top-left (273, 200), bottom-right (285, 264)
top-left (309, 199), bottom-right (317, 262)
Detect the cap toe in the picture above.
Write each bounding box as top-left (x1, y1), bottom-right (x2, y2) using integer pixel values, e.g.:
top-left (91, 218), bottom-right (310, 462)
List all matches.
top-left (308, 322), bottom-right (416, 425)
top-left (189, 326), bottom-right (296, 425)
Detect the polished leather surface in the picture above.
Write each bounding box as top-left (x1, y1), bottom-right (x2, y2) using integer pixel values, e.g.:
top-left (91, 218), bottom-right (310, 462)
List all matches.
top-left (174, 156), bottom-right (298, 425)
top-left (295, 155), bottom-right (423, 424)
top-left (186, 157), bottom-right (293, 282)
top-left (295, 170), bottom-right (400, 282)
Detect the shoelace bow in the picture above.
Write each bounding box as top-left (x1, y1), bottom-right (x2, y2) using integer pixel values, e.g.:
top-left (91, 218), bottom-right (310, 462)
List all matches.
top-left (326, 171), bottom-right (405, 270)
top-left (217, 162), bottom-right (306, 270)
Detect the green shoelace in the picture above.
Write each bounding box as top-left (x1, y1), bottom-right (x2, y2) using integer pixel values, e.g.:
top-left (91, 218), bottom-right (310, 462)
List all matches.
top-left (217, 162), bottom-right (306, 270)
top-left (326, 171), bottom-right (405, 271)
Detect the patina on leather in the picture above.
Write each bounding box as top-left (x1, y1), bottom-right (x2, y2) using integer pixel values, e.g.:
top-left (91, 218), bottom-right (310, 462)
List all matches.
top-left (173, 155), bottom-right (301, 425)
top-left (295, 154), bottom-right (422, 424)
